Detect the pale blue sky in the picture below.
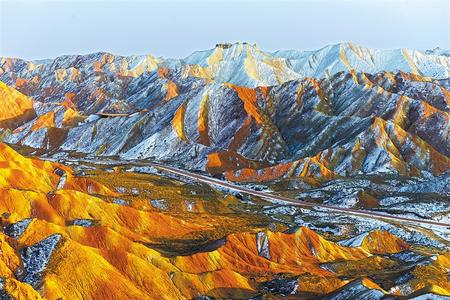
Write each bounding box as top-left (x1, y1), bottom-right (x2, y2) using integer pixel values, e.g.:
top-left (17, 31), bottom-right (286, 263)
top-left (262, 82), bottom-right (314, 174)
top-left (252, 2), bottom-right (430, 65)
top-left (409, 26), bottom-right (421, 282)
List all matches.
top-left (1, 0), bottom-right (449, 60)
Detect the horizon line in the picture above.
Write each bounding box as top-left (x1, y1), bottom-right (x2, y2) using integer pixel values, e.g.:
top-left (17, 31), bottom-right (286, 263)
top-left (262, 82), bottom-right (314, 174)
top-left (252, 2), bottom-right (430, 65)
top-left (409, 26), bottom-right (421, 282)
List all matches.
top-left (1, 41), bottom-right (448, 62)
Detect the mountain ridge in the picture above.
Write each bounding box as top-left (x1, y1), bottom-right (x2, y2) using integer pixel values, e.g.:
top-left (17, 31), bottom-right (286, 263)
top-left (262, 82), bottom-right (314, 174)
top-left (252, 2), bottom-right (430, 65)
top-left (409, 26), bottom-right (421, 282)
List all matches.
top-left (0, 42), bottom-right (448, 181)
top-left (4, 41), bottom-right (449, 64)
top-left (2, 42), bottom-right (449, 88)
top-left (0, 42), bottom-right (449, 299)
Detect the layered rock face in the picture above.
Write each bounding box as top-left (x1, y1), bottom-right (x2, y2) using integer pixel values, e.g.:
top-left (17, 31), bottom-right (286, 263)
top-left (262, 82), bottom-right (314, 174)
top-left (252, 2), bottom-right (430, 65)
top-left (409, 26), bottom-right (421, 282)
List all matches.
top-left (0, 143), bottom-right (449, 299)
top-left (0, 43), bottom-right (449, 299)
top-left (0, 43), bottom-right (448, 180)
top-left (0, 81), bottom-right (36, 128)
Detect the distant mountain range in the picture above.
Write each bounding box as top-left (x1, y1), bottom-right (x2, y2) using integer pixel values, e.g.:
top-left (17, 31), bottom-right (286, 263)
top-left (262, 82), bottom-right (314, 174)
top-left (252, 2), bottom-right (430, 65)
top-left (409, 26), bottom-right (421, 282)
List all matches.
top-left (0, 42), bottom-right (449, 300)
top-left (0, 42), bottom-right (448, 181)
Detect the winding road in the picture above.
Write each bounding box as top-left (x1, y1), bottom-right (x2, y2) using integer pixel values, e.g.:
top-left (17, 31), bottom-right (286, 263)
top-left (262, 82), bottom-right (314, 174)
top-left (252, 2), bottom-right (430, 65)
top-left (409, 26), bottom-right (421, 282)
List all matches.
top-left (142, 162), bottom-right (450, 228)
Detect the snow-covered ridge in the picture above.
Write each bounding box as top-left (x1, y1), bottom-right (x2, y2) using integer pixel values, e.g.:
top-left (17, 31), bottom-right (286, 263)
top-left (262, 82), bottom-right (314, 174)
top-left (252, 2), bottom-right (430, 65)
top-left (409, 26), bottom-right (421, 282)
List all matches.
top-left (2, 42), bottom-right (448, 88)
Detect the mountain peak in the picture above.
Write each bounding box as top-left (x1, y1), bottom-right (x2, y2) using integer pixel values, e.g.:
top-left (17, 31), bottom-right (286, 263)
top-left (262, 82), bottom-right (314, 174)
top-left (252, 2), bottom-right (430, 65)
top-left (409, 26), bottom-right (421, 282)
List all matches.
top-left (215, 42), bottom-right (258, 49)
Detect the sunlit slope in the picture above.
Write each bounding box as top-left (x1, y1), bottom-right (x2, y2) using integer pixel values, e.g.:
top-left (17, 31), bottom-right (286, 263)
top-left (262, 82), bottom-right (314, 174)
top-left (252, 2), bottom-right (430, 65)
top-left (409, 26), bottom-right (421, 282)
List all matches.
top-left (184, 42), bottom-right (450, 86)
top-left (0, 45), bottom-right (448, 180)
top-left (0, 86), bottom-right (85, 150)
top-left (272, 42), bottom-right (450, 79)
top-left (2, 42), bottom-right (448, 114)
top-left (0, 143), bottom-right (449, 299)
top-left (1, 67), bottom-right (448, 181)
top-left (0, 43), bottom-right (449, 299)
top-left (183, 42), bottom-right (300, 87)
top-left (219, 71), bottom-right (449, 182)
top-left (0, 81), bottom-right (36, 128)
